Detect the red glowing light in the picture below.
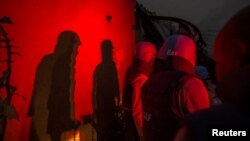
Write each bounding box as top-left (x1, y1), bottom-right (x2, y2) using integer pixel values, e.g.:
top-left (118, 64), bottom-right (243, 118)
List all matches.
top-left (0, 0), bottom-right (135, 140)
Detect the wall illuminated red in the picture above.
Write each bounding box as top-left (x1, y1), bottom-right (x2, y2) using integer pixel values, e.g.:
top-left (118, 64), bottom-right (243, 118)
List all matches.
top-left (0, 0), bottom-right (135, 140)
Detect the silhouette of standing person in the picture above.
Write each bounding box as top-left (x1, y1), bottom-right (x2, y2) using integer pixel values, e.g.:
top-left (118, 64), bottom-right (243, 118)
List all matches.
top-left (28, 31), bottom-right (80, 141)
top-left (28, 47), bottom-right (55, 141)
top-left (92, 39), bottom-right (120, 141)
top-left (46, 31), bottom-right (81, 141)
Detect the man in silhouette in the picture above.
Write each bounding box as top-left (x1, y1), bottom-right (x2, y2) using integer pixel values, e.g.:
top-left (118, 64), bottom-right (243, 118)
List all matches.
top-left (92, 39), bottom-right (120, 141)
top-left (122, 41), bottom-right (156, 141)
top-left (142, 35), bottom-right (210, 141)
top-left (28, 30), bottom-right (81, 141)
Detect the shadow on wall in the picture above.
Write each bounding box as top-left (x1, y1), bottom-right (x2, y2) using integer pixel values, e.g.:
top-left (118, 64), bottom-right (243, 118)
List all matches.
top-left (92, 39), bottom-right (121, 141)
top-left (27, 30), bottom-right (81, 141)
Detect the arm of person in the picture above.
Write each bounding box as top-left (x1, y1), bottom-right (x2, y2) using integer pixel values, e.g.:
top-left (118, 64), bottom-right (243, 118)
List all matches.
top-left (182, 77), bottom-right (210, 112)
top-left (131, 74), bottom-right (148, 136)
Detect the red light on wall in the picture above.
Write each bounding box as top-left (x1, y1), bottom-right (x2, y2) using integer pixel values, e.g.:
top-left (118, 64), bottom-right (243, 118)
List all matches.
top-left (0, 0), bottom-right (135, 140)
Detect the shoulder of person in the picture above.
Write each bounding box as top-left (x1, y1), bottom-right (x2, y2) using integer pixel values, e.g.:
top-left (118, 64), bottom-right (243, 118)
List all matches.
top-left (131, 73), bottom-right (148, 87)
top-left (182, 76), bottom-right (205, 89)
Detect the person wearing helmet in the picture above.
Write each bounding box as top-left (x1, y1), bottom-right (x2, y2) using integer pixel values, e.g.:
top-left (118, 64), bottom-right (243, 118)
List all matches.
top-left (141, 35), bottom-right (210, 141)
top-left (122, 41), bottom-right (156, 141)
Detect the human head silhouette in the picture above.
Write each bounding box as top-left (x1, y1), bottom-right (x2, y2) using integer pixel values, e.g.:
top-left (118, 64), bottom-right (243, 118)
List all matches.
top-left (101, 39), bottom-right (113, 63)
top-left (213, 5), bottom-right (250, 82)
top-left (54, 30), bottom-right (81, 57)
